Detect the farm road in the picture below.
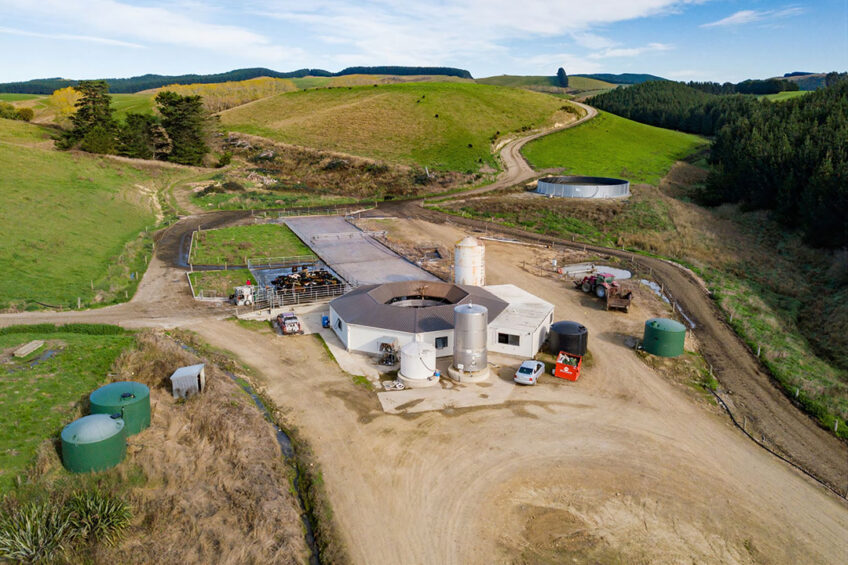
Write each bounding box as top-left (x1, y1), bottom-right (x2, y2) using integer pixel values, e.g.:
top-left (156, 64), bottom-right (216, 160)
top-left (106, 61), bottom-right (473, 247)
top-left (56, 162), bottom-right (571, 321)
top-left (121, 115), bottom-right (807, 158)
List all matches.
top-left (464, 100), bottom-right (597, 196)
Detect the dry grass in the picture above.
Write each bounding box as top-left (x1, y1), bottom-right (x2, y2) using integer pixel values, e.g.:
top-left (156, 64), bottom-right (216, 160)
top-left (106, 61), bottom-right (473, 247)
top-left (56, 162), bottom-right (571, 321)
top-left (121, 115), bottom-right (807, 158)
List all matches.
top-left (213, 132), bottom-right (479, 201)
top-left (29, 331), bottom-right (309, 564)
top-left (219, 82), bottom-right (566, 171)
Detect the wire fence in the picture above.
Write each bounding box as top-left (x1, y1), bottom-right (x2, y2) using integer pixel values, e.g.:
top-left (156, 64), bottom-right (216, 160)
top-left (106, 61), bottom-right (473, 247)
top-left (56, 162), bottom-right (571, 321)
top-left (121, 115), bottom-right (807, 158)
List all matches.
top-left (246, 255), bottom-right (319, 271)
top-left (251, 205), bottom-right (377, 222)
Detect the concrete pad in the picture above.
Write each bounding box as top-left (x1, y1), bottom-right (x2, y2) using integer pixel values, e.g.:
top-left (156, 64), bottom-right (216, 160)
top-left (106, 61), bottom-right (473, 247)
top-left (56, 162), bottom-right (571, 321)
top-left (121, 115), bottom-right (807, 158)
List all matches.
top-left (284, 216), bottom-right (438, 285)
top-left (318, 328), bottom-right (382, 381)
top-left (237, 302), bottom-right (330, 335)
top-left (378, 365), bottom-right (516, 414)
top-left (377, 356), bottom-right (524, 414)
top-left (13, 340), bottom-right (44, 358)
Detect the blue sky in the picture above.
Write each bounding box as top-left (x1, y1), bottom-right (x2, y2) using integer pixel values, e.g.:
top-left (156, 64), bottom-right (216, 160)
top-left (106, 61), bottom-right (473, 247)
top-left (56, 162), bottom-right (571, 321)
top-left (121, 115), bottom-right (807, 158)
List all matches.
top-left (0, 1), bottom-right (845, 83)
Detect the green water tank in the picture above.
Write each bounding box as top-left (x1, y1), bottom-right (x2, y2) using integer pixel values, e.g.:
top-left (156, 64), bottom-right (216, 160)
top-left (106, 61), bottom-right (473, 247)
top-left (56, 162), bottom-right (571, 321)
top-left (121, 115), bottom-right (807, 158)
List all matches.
top-left (89, 381), bottom-right (150, 436)
top-left (61, 414), bottom-right (126, 473)
top-left (643, 318), bottom-right (686, 358)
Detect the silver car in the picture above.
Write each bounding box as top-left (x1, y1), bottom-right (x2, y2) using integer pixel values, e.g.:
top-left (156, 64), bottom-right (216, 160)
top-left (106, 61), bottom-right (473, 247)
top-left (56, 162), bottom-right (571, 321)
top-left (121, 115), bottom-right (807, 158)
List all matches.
top-left (514, 360), bottom-right (544, 385)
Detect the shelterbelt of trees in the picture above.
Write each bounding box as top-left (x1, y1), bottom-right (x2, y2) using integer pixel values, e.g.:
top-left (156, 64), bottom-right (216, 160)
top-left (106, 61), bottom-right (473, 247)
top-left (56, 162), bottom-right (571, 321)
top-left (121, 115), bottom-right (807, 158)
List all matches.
top-left (58, 81), bottom-right (210, 166)
top-left (590, 79), bottom-right (848, 248)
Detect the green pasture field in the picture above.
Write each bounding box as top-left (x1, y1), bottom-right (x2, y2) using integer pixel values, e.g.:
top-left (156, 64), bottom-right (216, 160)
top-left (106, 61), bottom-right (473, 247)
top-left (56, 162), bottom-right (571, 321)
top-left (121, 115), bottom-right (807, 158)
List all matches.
top-left (110, 93), bottom-right (156, 119)
top-left (0, 325), bottom-right (134, 491)
top-left (0, 117), bottom-right (54, 145)
top-left (188, 269), bottom-right (256, 298)
top-left (219, 82), bottom-right (567, 171)
top-left (522, 110), bottom-right (708, 185)
top-left (0, 118), bottom-right (187, 310)
top-left (0, 93), bottom-right (44, 102)
top-left (189, 224), bottom-right (311, 265)
top-left (476, 75), bottom-right (614, 92)
top-left (759, 91), bottom-right (810, 101)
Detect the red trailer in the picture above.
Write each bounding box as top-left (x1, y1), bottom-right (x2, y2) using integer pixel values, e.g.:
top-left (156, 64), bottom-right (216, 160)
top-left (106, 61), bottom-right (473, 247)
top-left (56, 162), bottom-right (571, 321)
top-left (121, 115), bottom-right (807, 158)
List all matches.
top-left (553, 351), bottom-right (583, 381)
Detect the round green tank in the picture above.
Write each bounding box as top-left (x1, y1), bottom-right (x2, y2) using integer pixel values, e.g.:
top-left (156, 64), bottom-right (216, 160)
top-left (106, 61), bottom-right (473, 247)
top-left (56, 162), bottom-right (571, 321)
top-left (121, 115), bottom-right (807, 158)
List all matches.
top-left (61, 414), bottom-right (126, 473)
top-left (89, 381), bottom-right (150, 436)
top-left (643, 318), bottom-right (686, 358)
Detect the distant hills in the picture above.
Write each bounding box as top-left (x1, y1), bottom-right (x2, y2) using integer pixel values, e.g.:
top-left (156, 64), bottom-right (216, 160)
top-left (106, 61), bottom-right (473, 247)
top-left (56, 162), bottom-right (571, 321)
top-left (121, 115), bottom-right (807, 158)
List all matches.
top-left (573, 73), bottom-right (667, 84)
top-left (777, 72), bottom-right (826, 91)
top-left (0, 66), bottom-right (473, 94)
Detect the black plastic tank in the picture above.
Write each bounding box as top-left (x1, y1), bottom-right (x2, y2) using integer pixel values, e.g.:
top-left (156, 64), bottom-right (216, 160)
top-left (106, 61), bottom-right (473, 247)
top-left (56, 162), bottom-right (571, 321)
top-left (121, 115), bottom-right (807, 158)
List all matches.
top-left (548, 321), bottom-right (588, 356)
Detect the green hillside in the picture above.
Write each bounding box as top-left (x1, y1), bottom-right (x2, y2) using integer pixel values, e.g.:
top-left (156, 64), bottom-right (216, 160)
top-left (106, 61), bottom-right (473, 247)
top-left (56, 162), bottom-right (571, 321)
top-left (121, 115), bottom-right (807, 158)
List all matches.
top-left (476, 75), bottom-right (614, 91)
top-left (110, 93), bottom-right (156, 118)
top-left (523, 110), bottom-right (708, 185)
top-left (760, 90), bottom-right (810, 101)
top-left (0, 93), bottom-right (42, 102)
top-left (476, 75), bottom-right (557, 88)
top-left (0, 118), bottom-right (191, 310)
top-left (575, 73), bottom-right (667, 84)
top-left (219, 82), bottom-right (569, 171)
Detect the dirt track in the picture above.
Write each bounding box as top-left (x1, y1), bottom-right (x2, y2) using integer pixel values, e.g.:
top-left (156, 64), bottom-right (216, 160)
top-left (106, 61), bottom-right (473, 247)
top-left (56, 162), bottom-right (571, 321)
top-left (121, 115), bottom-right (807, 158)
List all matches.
top-left (464, 100), bottom-right (597, 195)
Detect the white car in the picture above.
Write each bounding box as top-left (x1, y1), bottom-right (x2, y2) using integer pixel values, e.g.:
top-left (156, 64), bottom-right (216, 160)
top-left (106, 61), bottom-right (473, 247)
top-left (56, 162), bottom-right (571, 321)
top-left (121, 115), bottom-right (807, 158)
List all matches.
top-left (514, 360), bottom-right (545, 385)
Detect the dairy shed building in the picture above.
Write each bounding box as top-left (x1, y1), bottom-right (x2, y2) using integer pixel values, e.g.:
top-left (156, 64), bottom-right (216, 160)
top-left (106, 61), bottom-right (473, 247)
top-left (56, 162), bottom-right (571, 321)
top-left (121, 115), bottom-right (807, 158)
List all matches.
top-left (328, 280), bottom-right (553, 359)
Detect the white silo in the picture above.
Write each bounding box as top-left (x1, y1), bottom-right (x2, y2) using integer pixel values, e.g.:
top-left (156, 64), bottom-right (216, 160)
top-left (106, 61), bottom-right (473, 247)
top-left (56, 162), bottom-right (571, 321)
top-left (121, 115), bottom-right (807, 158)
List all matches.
top-left (448, 303), bottom-right (490, 382)
top-left (454, 237), bottom-right (485, 286)
top-left (398, 341), bottom-right (439, 388)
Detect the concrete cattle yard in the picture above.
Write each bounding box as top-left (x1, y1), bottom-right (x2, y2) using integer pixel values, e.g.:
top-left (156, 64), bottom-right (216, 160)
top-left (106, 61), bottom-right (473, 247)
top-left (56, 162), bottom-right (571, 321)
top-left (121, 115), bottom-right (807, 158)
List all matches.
top-left (284, 216), bottom-right (439, 285)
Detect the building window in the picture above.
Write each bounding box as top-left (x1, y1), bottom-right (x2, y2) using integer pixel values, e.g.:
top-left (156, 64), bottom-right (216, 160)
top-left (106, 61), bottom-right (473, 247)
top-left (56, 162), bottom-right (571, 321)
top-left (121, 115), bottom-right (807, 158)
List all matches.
top-left (435, 336), bottom-right (448, 349)
top-left (497, 333), bottom-right (520, 346)
top-left (335, 319), bottom-right (342, 330)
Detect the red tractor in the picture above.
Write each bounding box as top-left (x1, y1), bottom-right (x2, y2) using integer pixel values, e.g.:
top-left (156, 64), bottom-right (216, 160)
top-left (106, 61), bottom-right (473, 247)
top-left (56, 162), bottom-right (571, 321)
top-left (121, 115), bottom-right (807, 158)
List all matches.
top-left (575, 273), bottom-right (619, 298)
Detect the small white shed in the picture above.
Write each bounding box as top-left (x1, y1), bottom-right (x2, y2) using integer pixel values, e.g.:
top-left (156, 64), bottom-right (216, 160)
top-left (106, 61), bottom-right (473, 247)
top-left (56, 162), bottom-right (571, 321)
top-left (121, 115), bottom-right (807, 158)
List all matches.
top-left (170, 364), bottom-right (206, 399)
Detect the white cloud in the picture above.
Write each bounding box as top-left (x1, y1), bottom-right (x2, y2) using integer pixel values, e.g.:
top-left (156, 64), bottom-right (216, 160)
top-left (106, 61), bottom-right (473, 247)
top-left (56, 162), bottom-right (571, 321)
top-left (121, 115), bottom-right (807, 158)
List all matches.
top-left (701, 6), bottom-right (804, 28)
top-left (0, 0), bottom-right (304, 62)
top-left (589, 42), bottom-right (673, 59)
top-left (0, 0), bottom-right (706, 75)
top-left (256, 0), bottom-right (702, 66)
top-left (0, 26), bottom-right (143, 48)
top-left (570, 32), bottom-right (618, 50)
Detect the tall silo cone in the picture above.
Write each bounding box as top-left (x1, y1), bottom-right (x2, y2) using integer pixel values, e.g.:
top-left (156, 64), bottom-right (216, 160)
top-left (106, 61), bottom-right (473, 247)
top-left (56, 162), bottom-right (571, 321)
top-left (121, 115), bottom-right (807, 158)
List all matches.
top-left (449, 303), bottom-right (490, 382)
top-left (454, 237), bottom-right (485, 286)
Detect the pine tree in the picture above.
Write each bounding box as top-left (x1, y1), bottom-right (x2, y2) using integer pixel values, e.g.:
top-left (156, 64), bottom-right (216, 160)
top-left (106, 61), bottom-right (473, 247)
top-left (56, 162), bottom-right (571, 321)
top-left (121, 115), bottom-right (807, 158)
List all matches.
top-left (556, 67), bottom-right (569, 88)
top-left (117, 113), bottom-right (158, 159)
top-left (154, 91), bottom-right (209, 166)
top-left (59, 80), bottom-right (117, 152)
